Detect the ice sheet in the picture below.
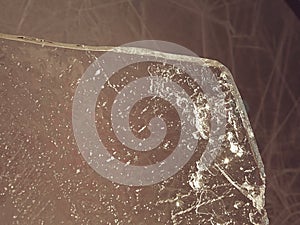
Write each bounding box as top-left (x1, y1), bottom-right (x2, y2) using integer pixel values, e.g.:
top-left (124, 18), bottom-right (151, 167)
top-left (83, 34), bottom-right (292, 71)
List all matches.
top-left (0, 35), bottom-right (268, 224)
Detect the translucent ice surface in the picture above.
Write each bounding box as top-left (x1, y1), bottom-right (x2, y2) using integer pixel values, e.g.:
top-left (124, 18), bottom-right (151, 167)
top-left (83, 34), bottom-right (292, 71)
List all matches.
top-left (0, 35), bottom-right (269, 224)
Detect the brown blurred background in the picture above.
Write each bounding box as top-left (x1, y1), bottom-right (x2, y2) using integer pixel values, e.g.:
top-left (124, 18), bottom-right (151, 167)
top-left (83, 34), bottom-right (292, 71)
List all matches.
top-left (0, 0), bottom-right (299, 224)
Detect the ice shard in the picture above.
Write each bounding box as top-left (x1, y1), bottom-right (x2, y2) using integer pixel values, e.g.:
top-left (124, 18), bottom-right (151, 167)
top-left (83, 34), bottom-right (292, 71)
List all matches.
top-left (0, 34), bottom-right (268, 224)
